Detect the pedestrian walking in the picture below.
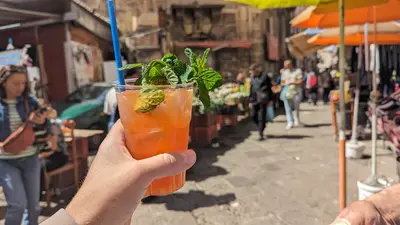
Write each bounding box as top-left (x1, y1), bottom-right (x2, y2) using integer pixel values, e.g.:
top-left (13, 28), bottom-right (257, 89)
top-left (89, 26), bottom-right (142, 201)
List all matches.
top-left (0, 65), bottom-right (46, 225)
top-left (280, 60), bottom-right (304, 129)
top-left (104, 68), bottom-right (137, 132)
top-left (320, 69), bottom-right (333, 104)
top-left (305, 69), bottom-right (318, 105)
top-left (248, 64), bottom-right (272, 141)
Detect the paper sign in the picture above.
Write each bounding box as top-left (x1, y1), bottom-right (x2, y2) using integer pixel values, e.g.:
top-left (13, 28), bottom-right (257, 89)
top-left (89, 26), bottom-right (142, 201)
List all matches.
top-left (0, 49), bottom-right (24, 67)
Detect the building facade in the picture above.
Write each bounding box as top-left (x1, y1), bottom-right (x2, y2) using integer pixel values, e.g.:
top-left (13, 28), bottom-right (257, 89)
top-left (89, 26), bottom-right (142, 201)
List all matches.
top-left (86, 0), bottom-right (296, 78)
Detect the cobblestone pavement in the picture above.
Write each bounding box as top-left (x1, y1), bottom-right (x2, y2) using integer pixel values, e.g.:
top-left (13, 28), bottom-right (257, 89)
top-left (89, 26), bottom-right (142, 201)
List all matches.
top-left (0, 104), bottom-right (398, 224)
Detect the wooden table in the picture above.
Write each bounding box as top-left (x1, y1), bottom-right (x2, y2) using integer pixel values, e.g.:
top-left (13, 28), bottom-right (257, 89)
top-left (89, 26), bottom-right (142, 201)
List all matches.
top-left (65, 129), bottom-right (104, 171)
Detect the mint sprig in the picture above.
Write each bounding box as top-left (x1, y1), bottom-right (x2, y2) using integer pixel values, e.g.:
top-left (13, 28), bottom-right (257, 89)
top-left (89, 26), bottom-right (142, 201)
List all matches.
top-left (120, 48), bottom-right (223, 113)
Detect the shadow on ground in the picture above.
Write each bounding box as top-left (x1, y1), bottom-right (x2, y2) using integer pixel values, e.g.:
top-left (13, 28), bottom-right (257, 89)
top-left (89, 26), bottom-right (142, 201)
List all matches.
top-left (361, 152), bottom-right (393, 160)
top-left (188, 119), bottom-right (255, 182)
top-left (301, 109), bottom-right (318, 112)
top-left (267, 135), bottom-right (312, 140)
top-left (142, 190), bottom-right (236, 212)
top-left (303, 123), bottom-right (332, 128)
top-left (271, 120), bottom-right (287, 124)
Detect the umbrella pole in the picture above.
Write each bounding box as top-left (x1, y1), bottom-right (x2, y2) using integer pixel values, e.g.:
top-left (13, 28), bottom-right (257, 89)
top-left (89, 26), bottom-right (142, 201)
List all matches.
top-left (350, 44), bottom-right (363, 143)
top-left (370, 7), bottom-right (378, 182)
top-left (338, 0), bottom-right (347, 210)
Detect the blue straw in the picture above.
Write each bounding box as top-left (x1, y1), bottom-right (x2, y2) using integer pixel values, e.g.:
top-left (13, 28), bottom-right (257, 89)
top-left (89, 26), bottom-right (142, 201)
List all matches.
top-left (107, 0), bottom-right (125, 86)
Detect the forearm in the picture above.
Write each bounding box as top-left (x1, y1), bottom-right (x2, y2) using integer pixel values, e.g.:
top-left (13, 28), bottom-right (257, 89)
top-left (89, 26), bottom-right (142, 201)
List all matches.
top-left (295, 80), bottom-right (303, 85)
top-left (39, 151), bottom-right (55, 159)
top-left (366, 184), bottom-right (400, 225)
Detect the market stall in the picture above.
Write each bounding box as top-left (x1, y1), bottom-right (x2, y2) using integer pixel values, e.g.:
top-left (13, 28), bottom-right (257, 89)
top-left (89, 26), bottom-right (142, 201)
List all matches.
top-left (190, 82), bottom-right (250, 146)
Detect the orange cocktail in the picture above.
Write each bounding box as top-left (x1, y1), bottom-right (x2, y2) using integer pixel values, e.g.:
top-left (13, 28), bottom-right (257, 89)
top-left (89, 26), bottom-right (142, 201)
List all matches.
top-left (116, 81), bottom-right (193, 196)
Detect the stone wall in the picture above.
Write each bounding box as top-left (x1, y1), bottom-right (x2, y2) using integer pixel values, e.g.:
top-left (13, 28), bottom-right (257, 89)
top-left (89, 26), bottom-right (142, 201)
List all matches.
top-left (82, 0), bottom-right (296, 76)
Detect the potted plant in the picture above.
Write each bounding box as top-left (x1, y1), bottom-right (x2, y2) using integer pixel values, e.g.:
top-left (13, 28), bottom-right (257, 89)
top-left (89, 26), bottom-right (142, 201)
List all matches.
top-left (190, 96), bottom-right (218, 146)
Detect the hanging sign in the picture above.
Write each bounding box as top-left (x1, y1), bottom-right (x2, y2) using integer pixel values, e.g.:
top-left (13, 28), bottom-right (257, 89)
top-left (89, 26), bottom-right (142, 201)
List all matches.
top-left (0, 49), bottom-right (24, 67)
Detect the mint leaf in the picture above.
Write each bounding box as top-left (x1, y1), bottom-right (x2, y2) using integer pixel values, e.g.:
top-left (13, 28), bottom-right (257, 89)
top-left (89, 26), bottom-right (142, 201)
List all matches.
top-left (147, 60), bottom-right (167, 84)
top-left (134, 64), bottom-right (148, 85)
top-left (162, 53), bottom-right (178, 66)
top-left (172, 60), bottom-right (186, 75)
top-left (201, 48), bottom-right (210, 67)
top-left (196, 79), bottom-right (211, 109)
top-left (140, 85), bottom-right (158, 94)
top-left (199, 68), bottom-right (223, 91)
top-left (135, 86), bottom-right (165, 113)
top-left (162, 67), bottom-right (179, 85)
top-left (118, 63), bottom-right (143, 71)
top-left (135, 76), bottom-right (143, 85)
top-left (142, 63), bottom-right (151, 76)
top-left (180, 65), bottom-right (195, 83)
top-left (184, 48), bottom-right (198, 72)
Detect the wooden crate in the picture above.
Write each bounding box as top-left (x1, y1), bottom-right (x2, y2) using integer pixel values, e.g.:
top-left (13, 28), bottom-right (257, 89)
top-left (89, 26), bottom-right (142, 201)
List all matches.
top-left (191, 125), bottom-right (218, 146)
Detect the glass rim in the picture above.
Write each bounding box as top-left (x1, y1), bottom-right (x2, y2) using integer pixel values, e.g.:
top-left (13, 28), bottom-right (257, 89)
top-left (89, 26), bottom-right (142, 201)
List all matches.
top-left (113, 78), bottom-right (194, 90)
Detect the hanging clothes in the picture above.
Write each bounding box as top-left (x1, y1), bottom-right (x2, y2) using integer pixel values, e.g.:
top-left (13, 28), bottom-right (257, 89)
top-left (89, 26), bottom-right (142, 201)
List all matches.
top-left (370, 44), bottom-right (380, 74)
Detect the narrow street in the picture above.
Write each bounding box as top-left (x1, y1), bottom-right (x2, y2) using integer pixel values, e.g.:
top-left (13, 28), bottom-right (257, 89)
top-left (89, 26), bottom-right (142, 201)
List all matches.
top-left (0, 104), bottom-right (396, 225)
top-left (131, 103), bottom-right (397, 225)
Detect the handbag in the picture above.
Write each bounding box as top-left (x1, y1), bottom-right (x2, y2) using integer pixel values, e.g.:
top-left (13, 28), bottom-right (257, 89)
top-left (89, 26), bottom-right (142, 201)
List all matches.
top-left (256, 91), bottom-right (269, 104)
top-left (285, 85), bottom-right (298, 100)
top-left (1, 99), bottom-right (35, 154)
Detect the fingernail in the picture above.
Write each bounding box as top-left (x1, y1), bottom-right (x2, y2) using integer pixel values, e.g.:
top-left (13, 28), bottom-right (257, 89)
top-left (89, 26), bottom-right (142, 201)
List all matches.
top-left (183, 150), bottom-right (196, 165)
top-left (331, 219), bottom-right (351, 225)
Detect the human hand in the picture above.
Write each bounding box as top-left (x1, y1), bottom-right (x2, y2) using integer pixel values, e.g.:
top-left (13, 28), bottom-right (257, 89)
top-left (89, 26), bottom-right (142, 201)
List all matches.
top-left (332, 201), bottom-right (386, 225)
top-left (29, 112), bottom-right (46, 125)
top-left (66, 120), bottom-right (196, 225)
top-left (332, 185), bottom-right (400, 225)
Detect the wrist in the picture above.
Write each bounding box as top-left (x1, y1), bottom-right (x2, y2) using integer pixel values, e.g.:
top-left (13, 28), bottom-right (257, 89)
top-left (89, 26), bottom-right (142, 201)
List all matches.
top-left (66, 187), bottom-right (103, 225)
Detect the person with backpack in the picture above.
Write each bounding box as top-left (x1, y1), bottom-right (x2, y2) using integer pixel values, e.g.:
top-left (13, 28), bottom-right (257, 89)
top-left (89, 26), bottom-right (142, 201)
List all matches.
top-left (305, 69), bottom-right (319, 106)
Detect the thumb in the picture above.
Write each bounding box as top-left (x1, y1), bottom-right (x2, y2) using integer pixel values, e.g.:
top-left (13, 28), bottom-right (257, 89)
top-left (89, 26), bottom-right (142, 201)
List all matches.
top-left (330, 219), bottom-right (351, 225)
top-left (137, 150), bottom-right (196, 181)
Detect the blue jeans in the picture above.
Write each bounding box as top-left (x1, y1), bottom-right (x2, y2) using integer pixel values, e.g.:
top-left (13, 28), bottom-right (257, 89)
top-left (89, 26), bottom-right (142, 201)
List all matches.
top-left (283, 94), bottom-right (301, 124)
top-left (0, 154), bottom-right (41, 225)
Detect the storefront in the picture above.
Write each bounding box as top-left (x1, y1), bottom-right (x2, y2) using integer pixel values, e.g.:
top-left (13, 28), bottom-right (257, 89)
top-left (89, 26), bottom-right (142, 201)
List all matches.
top-left (0, 0), bottom-right (114, 101)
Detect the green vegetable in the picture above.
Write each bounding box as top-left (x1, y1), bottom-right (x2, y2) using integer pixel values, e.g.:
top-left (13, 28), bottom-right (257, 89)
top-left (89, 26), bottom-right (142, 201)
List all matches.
top-left (134, 86), bottom-right (165, 113)
top-left (199, 68), bottom-right (223, 91)
top-left (162, 53), bottom-right (178, 66)
top-left (162, 67), bottom-right (179, 85)
top-left (118, 63), bottom-right (143, 71)
top-left (180, 65), bottom-right (195, 83)
top-left (120, 48), bottom-right (223, 113)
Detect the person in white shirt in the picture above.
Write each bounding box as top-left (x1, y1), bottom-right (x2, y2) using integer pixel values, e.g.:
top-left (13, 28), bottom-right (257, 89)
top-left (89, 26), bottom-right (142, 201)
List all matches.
top-left (103, 68), bottom-right (138, 131)
top-left (103, 88), bottom-right (117, 132)
top-left (103, 88), bottom-right (116, 117)
top-left (280, 60), bottom-right (303, 129)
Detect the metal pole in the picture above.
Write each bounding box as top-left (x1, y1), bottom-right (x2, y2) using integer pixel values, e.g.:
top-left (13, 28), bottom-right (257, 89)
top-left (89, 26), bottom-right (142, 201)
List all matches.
top-left (350, 44), bottom-right (363, 143)
top-left (338, 0), bottom-right (347, 210)
top-left (370, 6), bottom-right (378, 181)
